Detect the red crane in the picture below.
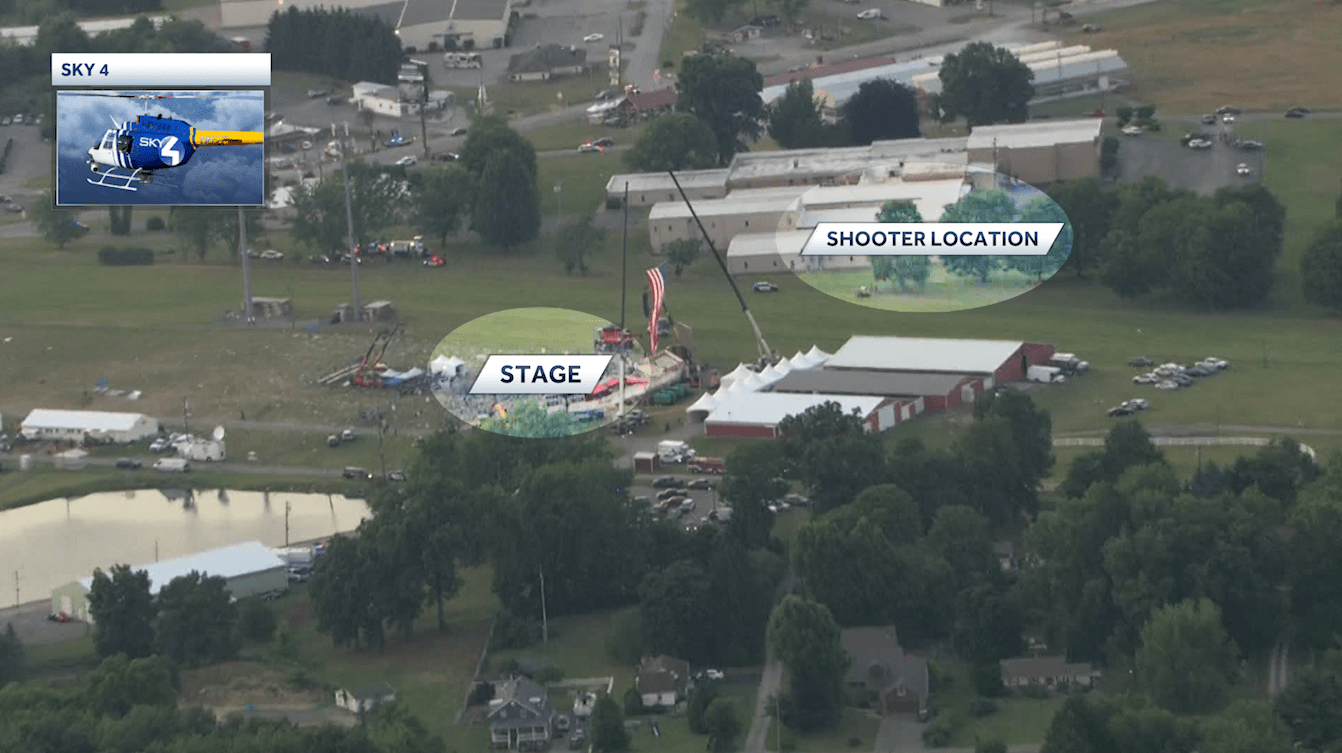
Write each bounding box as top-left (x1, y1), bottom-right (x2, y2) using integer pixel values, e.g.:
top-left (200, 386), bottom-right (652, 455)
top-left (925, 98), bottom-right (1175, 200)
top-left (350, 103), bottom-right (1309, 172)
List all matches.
top-left (353, 325), bottom-right (402, 388)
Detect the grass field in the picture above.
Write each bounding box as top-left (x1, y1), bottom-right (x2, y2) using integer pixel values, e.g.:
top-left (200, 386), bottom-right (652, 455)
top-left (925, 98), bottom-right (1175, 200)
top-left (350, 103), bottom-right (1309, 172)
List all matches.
top-left (434, 307), bottom-right (615, 356)
top-left (450, 70), bottom-right (612, 119)
top-left (766, 708), bottom-right (881, 751)
top-left (799, 265), bottom-right (1047, 312)
top-left (803, 14), bottom-right (921, 51)
top-left (935, 658), bottom-right (1064, 746)
top-left (1068, 0), bottom-right (1341, 113)
top-left (541, 151), bottom-right (624, 216)
top-left (526, 120), bottom-right (653, 153)
top-left (660, 4), bottom-right (705, 68)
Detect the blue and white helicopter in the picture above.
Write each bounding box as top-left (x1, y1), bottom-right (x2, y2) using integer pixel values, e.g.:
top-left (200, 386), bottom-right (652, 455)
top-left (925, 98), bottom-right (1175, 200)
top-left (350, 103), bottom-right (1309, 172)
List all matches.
top-left (68, 91), bottom-right (264, 191)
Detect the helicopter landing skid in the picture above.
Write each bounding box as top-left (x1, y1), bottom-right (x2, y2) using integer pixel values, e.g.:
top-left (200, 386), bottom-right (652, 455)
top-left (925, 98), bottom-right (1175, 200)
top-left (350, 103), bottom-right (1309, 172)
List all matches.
top-left (86, 166), bottom-right (166, 192)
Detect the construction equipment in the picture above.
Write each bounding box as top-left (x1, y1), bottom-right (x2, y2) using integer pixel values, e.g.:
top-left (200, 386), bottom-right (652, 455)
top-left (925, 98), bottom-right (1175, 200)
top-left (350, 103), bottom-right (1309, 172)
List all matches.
top-left (668, 171), bottom-right (776, 368)
top-left (352, 324), bottom-right (402, 388)
top-left (594, 324), bottom-right (635, 353)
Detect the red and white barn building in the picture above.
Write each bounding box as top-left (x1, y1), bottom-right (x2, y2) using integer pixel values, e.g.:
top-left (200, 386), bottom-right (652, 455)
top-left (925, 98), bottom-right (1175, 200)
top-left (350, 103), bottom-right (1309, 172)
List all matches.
top-left (691, 337), bottom-right (1057, 439)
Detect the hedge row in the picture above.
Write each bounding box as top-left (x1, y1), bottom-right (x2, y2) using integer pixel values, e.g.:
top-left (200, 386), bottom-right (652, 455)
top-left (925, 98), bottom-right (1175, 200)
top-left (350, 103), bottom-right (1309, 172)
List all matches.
top-left (97, 246), bottom-right (156, 266)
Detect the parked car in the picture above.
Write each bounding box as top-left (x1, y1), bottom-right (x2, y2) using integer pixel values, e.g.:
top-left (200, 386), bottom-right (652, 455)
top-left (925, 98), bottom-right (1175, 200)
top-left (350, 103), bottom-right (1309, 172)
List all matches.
top-left (260, 250), bottom-right (284, 261)
top-left (450, 126), bottom-right (468, 136)
top-left (342, 466), bottom-right (372, 480)
top-left (592, 137), bottom-right (614, 148)
top-left (307, 89), bottom-right (330, 98)
top-left (327, 434), bottom-right (341, 447)
top-left (388, 469), bottom-right (408, 481)
top-left (583, 33), bottom-right (604, 42)
top-left (434, 151), bottom-right (459, 162)
top-left (578, 142), bottom-right (604, 153)
top-left (1285, 107), bottom-right (1308, 118)
top-left (568, 730), bottom-right (587, 750)
top-left (856, 8), bottom-right (882, 18)
top-left (784, 493), bottom-right (811, 507)
top-left (1108, 406), bottom-right (1134, 417)
top-left (423, 254), bottom-right (446, 267)
top-left (752, 281), bottom-right (779, 292)
top-left (340, 429), bottom-right (357, 441)
top-left (687, 478), bottom-right (715, 490)
top-left (149, 438), bottom-right (171, 452)
top-left (1200, 114), bottom-right (1217, 125)
top-left (1238, 140), bottom-right (1264, 150)
top-left (1123, 398), bottom-right (1150, 411)
top-left (556, 716), bottom-right (572, 733)
top-left (1215, 105), bottom-right (1243, 115)
top-left (1129, 356), bottom-right (1154, 367)
top-left (652, 476), bottom-right (683, 488)
top-left (326, 95), bottom-right (344, 106)
top-left (1236, 163), bottom-right (1253, 176)
top-left (395, 155), bottom-right (417, 167)
top-left (1121, 125), bottom-right (1143, 136)
top-left (115, 458), bottom-right (142, 469)
top-left (657, 488), bottom-right (683, 501)
top-left (0, 117), bottom-right (9, 126)
top-left (386, 134), bottom-right (409, 147)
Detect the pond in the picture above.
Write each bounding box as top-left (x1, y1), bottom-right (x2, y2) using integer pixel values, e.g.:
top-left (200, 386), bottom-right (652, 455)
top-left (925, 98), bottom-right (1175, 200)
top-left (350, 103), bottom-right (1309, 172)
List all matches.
top-left (0, 488), bottom-right (369, 602)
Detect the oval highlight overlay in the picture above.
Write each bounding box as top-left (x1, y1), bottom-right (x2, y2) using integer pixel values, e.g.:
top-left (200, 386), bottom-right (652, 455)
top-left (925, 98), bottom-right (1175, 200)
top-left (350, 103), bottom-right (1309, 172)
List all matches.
top-left (433, 308), bottom-right (647, 439)
top-left (764, 163), bottom-right (1073, 313)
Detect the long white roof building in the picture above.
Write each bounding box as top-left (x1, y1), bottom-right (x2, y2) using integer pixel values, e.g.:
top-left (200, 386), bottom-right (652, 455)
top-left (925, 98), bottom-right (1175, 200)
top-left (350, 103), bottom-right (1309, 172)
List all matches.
top-left (75, 541), bottom-right (287, 595)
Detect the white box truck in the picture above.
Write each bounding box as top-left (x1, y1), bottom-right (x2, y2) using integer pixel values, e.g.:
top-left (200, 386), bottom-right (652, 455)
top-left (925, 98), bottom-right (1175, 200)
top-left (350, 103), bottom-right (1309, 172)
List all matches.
top-left (181, 440), bottom-right (225, 462)
top-left (154, 458), bottom-right (190, 473)
top-left (1027, 365), bottom-right (1065, 383)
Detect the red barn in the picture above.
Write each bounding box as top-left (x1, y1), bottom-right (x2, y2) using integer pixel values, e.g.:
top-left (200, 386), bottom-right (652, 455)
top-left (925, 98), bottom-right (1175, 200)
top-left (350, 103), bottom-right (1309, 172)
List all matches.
top-left (823, 336), bottom-right (1056, 388)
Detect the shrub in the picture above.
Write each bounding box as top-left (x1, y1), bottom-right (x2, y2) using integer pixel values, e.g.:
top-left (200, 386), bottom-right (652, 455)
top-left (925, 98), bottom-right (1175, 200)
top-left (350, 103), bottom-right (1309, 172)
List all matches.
top-left (469, 682), bottom-right (496, 706)
top-left (97, 246), bottom-right (155, 266)
top-left (969, 698), bottom-right (999, 718)
top-left (491, 610), bottom-right (543, 650)
top-left (146, 216), bottom-right (165, 231)
top-left (286, 668), bottom-right (322, 691)
top-left (534, 666), bottom-right (565, 684)
top-left (623, 687), bottom-right (646, 716)
top-left (1019, 685), bottom-right (1050, 699)
top-left (237, 600), bottom-right (277, 643)
top-left (922, 721), bottom-right (953, 747)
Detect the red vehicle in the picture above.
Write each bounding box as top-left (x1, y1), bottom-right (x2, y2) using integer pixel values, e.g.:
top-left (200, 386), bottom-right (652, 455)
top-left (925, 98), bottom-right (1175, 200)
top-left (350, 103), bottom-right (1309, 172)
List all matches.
top-left (689, 457), bottom-right (725, 474)
top-left (594, 325), bottom-right (635, 353)
top-left (423, 254), bottom-right (445, 267)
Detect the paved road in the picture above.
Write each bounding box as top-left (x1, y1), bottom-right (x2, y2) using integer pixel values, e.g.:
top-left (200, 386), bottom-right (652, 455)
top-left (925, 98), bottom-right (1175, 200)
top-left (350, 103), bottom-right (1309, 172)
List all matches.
top-left (1268, 637), bottom-right (1291, 697)
top-left (1056, 423), bottom-right (1342, 438)
top-left (744, 567), bottom-right (797, 753)
top-left (0, 600), bottom-right (90, 647)
top-left (2, 449), bottom-right (346, 478)
top-left (874, 713), bottom-right (925, 753)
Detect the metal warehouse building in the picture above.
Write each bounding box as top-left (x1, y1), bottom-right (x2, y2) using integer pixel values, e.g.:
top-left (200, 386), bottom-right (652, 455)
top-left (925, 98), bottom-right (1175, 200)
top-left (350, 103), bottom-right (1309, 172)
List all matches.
top-left (964, 119), bottom-right (1105, 185)
top-left (768, 369), bottom-right (989, 413)
top-left (702, 392), bottom-right (889, 439)
top-left (51, 541), bottom-right (288, 624)
top-left (220, 0), bottom-right (512, 51)
top-left (825, 336), bottom-right (1057, 386)
top-left (19, 409), bottom-right (159, 444)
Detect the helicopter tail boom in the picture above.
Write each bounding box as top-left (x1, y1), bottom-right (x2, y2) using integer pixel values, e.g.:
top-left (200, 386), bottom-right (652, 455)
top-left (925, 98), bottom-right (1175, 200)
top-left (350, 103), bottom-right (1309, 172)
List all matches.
top-left (191, 129), bottom-right (264, 147)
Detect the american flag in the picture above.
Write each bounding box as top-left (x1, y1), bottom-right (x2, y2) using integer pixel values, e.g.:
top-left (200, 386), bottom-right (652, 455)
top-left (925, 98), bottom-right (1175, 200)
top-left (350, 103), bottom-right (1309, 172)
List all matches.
top-left (646, 264), bottom-right (667, 353)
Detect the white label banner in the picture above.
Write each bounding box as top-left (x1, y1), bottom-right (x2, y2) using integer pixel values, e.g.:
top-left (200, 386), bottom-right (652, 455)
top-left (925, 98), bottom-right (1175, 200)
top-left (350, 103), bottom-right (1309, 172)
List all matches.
top-left (470, 355), bottom-right (614, 395)
top-left (800, 223), bottom-right (1065, 256)
top-left (52, 53), bottom-right (272, 87)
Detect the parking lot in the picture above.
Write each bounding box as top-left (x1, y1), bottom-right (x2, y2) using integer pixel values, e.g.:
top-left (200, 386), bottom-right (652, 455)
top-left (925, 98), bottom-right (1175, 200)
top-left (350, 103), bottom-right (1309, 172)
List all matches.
top-left (630, 475), bottom-right (727, 530)
top-left (1116, 121), bottom-right (1263, 194)
top-left (0, 120), bottom-right (54, 217)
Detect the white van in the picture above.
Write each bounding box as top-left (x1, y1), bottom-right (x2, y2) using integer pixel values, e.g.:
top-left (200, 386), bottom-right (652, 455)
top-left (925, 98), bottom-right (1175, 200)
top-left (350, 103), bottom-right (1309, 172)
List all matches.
top-left (153, 458), bottom-right (190, 473)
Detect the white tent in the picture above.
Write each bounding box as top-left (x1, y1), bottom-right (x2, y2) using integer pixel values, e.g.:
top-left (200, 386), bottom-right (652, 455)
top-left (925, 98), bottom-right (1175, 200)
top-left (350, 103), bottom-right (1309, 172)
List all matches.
top-left (739, 373), bottom-right (766, 392)
top-left (721, 363), bottom-right (754, 389)
top-left (688, 392), bottom-right (717, 414)
top-left (805, 345), bottom-right (832, 364)
top-left (792, 350), bottom-right (807, 364)
top-left (774, 356), bottom-right (792, 372)
top-left (430, 355), bottom-right (466, 375)
top-left (759, 364), bottom-right (783, 384)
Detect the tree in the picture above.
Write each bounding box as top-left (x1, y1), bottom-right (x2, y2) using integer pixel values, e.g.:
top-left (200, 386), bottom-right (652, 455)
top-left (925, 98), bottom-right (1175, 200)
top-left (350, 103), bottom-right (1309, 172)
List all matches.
top-left (81, 653), bottom-right (178, 718)
top-left (1202, 699), bottom-right (1293, 753)
top-left (1171, 200), bottom-right (1277, 309)
top-left (873, 200), bottom-right (931, 292)
top-left (624, 113), bottom-right (719, 172)
top-left (365, 701), bottom-right (447, 753)
top-left (841, 79), bottom-right (920, 145)
top-left (677, 55), bottom-right (765, 165)
top-left (971, 390), bottom-right (1053, 514)
top-left (767, 596), bottom-right (849, 731)
top-left (0, 623), bottom-right (24, 687)
top-left (1047, 177), bottom-right (1119, 279)
top-left (1008, 194), bottom-right (1072, 282)
top-left (664, 238), bottom-right (700, 277)
top-left (687, 683), bottom-right (720, 733)
top-left (291, 164), bottom-right (403, 254)
top-left (308, 534), bottom-right (385, 649)
top-left (87, 564), bottom-right (158, 660)
top-left (1301, 219), bottom-right (1342, 313)
top-left (775, 0), bottom-right (809, 24)
top-left (107, 206), bottom-right (132, 235)
top-left (154, 572), bottom-right (239, 667)
top-left (939, 188), bottom-right (1018, 282)
top-left (639, 560), bottom-right (713, 663)
top-left (938, 42), bottom-right (1034, 126)
top-left (473, 149), bottom-right (541, 249)
top-left (1287, 490), bottom-right (1342, 650)
top-left (31, 190), bottom-right (85, 248)
top-left (704, 697), bottom-right (742, 752)
top-left (591, 693), bottom-right (630, 752)
top-left (794, 516), bottom-right (900, 627)
top-left (953, 583), bottom-right (1025, 664)
top-left (1061, 420), bottom-right (1166, 498)
top-left (720, 442), bottom-right (788, 548)
top-left (414, 164), bottom-right (473, 246)
top-left (767, 80), bottom-right (828, 149)
top-left (925, 505), bottom-right (997, 593)
top-left (556, 216), bottom-right (606, 275)
top-left (170, 206), bottom-right (224, 262)
top-left (459, 115), bottom-right (538, 180)
top-left (1275, 648), bottom-right (1342, 751)
top-left (237, 599), bottom-right (277, 643)
top-left (778, 401), bottom-right (888, 513)
top-left (827, 484), bottom-right (923, 545)
top-left (706, 536), bottom-right (777, 666)
top-left (1136, 598), bottom-right (1239, 715)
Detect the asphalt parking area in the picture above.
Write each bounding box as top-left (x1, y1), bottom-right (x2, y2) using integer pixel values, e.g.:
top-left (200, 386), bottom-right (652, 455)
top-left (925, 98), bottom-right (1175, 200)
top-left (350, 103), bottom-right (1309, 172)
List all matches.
top-left (1116, 132), bottom-right (1262, 194)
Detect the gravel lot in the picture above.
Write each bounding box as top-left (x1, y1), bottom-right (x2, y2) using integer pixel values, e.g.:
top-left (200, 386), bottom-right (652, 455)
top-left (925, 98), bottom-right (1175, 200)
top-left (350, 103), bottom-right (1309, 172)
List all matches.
top-left (0, 600), bottom-right (90, 647)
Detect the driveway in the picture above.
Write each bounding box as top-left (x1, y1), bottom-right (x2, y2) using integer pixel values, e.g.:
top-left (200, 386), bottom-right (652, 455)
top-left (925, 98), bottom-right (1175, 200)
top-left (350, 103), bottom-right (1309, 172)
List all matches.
top-left (875, 713), bottom-right (924, 753)
top-left (744, 567), bottom-right (797, 753)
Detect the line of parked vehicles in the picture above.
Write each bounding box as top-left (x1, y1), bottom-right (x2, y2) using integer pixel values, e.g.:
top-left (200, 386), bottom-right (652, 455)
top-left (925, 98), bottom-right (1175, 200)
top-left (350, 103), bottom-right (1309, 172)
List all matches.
top-left (1129, 356), bottom-right (1229, 390)
top-left (309, 236), bottom-right (448, 268)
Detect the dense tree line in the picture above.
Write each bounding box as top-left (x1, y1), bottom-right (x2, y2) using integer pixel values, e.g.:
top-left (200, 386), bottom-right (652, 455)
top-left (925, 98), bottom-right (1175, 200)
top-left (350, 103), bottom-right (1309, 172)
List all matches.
top-left (1047, 176), bottom-right (1288, 308)
top-left (0, 652), bottom-right (442, 753)
top-left (266, 7), bottom-right (401, 84)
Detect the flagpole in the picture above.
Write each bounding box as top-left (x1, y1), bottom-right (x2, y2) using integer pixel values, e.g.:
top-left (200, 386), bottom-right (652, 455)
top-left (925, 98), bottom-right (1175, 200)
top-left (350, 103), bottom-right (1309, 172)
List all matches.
top-left (621, 182), bottom-right (629, 331)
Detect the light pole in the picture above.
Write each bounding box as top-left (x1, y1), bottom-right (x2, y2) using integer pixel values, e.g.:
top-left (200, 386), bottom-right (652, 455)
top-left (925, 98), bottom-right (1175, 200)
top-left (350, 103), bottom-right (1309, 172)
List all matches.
top-left (335, 122), bottom-right (362, 320)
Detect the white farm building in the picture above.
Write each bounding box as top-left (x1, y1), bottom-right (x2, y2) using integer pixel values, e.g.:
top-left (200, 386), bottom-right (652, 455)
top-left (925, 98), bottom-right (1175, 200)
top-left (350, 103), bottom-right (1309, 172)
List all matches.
top-left (50, 541), bottom-right (289, 624)
top-left (19, 409), bottom-right (158, 444)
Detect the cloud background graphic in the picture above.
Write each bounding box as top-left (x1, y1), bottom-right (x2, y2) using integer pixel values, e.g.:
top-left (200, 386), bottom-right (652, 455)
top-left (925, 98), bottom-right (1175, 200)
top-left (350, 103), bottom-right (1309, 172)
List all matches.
top-left (55, 90), bottom-right (265, 206)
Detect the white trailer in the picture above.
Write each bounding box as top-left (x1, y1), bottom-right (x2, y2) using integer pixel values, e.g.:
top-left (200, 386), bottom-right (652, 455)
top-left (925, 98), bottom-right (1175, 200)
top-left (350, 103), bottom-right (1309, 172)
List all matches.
top-left (180, 439), bottom-right (225, 462)
top-left (272, 547), bottom-right (314, 566)
top-left (1027, 365), bottom-right (1064, 383)
top-left (658, 440), bottom-right (695, 463)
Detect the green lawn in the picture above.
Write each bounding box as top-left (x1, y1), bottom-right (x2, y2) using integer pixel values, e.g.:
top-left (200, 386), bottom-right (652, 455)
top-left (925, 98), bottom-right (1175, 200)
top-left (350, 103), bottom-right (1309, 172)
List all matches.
top-left (933, 658), bottom-right (1063, 747)
top-left (525, 120), bottom-right (652, 153)
top-left (451, 72), bottom-right (612, 119)
top-left (540, 151), bottom-right (624, 216)
top-left (799, 266), bottom-right (1045, 313)
top-left (801, 13), bottom-right (921, 51)
top-left (659, 4), bottom-right (704, 68)
top-left (491, 607), bottom-right (641, 692)
top-left (434, 307), bottom-right (613, 355)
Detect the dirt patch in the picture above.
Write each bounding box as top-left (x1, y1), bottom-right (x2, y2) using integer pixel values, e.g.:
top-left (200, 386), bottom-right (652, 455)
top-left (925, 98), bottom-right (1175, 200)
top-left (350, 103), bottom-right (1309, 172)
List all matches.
top-left (179, 661), bottom-right (325, 710)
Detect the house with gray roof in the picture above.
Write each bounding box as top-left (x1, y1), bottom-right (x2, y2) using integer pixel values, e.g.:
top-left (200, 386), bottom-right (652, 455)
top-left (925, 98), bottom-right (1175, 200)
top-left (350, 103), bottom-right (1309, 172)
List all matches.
top-left (840, 626), bottom-right (929, 715)
top-left (636, 655), bottom-right (692, 707)
top-left (508, 44), bottom-right (587, 82)
top-left (489, 676), bottom-right (555, 750)
top-left (1000, 656), bottom-right (1100, 691)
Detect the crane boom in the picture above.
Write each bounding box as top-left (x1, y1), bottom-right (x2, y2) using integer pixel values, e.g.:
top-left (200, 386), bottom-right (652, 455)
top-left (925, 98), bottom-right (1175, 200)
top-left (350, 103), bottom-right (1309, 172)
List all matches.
top-left (667, 170), bottom-right (774, 365)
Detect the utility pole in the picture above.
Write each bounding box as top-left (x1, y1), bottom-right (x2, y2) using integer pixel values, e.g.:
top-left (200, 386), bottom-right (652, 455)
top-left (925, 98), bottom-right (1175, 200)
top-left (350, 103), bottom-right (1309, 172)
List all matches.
top-left (620, 182), bottom-right (629, 330)
top-left (285, 500), bottom-right (292, 546)
top-left (183, 399), bottom-right (190, 432)
top-left (239, 206), bottom-right (253, 323)
top-left (418, 60), bottom-right (430, 158)
top-left (335, 122), bottom-right (362, 320)
top-left (155, 539), bottom-right (159, 562)
top-left (538, 565), bottom-right (549, 645)
top-left (378, 417), bottom-right (387, 479)
top-left (13, 570), bottom-right (19, 607)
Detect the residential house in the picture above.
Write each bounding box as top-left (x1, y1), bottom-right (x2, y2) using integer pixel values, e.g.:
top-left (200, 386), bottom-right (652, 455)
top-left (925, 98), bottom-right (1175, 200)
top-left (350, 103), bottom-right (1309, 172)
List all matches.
top-left (728, 24), bottom-right (762, 42)
top-left (489, 676), bottom-right (556, 750)
top-left (334, 682), bottom-right (396, 713)
top-left (636, 655), bottom-right (693, 707)
top-left (507, 44), bottom-right (587, 82)
top-left (994, 541), bottom-right (1017, 574)
top-left (1000, 656), bottom-right (1100, 690)
top-left (840, 626), bottom-right (929, 716)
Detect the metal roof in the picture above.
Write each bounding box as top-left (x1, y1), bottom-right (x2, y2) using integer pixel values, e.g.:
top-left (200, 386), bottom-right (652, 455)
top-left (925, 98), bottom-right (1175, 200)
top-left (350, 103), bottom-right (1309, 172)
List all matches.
top-left (448, 0), bottom-right (512, 21)
top-left (705, 392), bottom-right (884, 426)
top-left (762, 54), bottom-right (899, 89)
top-left (769, 369), bottom-right (973, 397)
top-left (965, 118), bottom-right (1104, 151)
top-left (916, 51), bottom-right (1127, 95)
top-left (763, 58), bottom-right (939, 106)
top-left (21, 409), bottom-right (151, 433)
top-left (826, 336), bottom-right (1025, 374)
top-left (649, 190), bottom-right (807, 221)
top-left (727, 230), bottom-right (812, 258)
top-left (606, 169), bottom-right (729, 196)
top-left (76, 541), bottom-right (287, 595)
